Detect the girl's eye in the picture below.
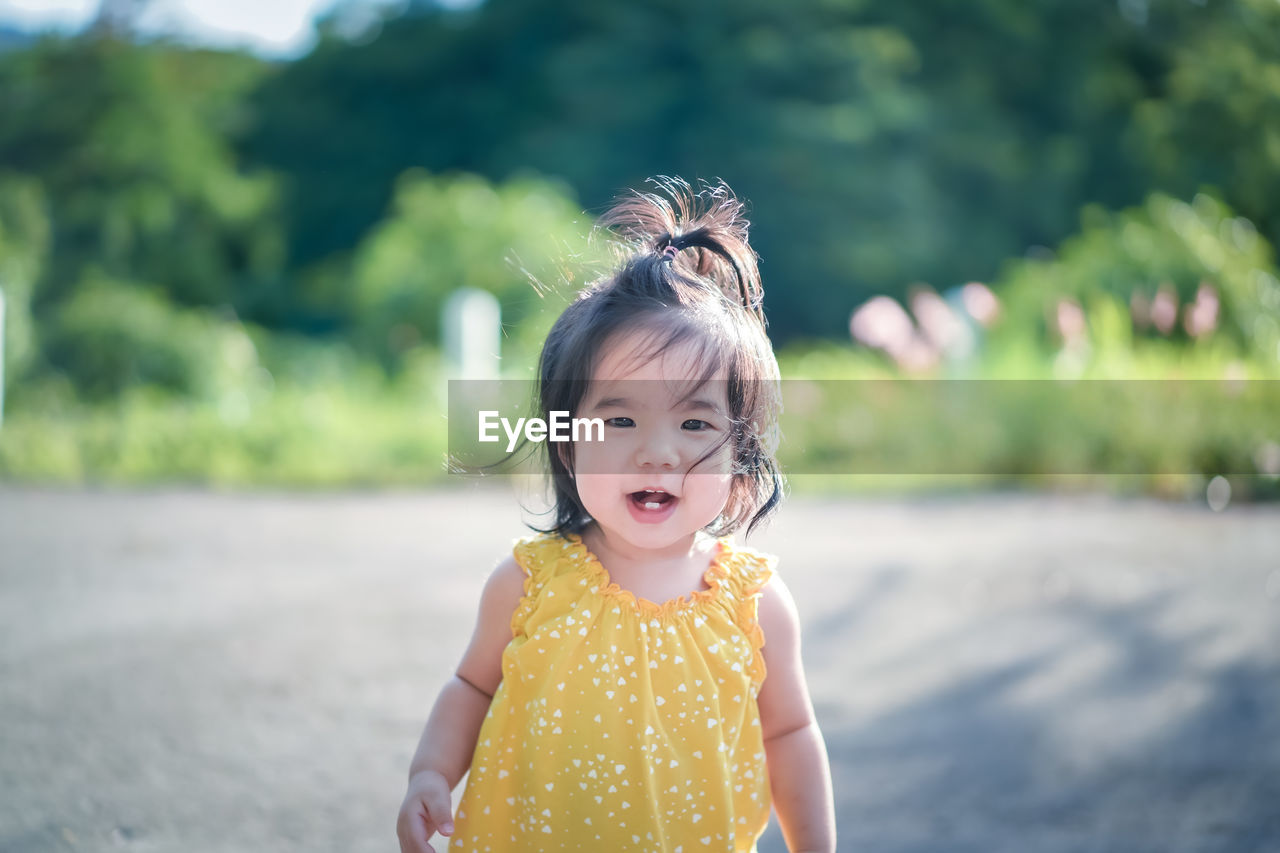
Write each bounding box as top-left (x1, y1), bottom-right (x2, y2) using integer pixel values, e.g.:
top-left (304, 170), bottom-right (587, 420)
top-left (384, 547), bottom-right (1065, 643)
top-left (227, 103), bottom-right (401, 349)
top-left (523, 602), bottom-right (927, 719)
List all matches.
top-left (605, 417), bottom-right (635, 428)
top-left (682, 419), bottom-right (712, 431)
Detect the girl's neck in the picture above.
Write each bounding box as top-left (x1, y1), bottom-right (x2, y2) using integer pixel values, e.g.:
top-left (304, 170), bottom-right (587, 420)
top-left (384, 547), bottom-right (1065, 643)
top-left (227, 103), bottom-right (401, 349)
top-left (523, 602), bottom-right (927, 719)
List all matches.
top-left (579, 525), bottom-right (718, 587)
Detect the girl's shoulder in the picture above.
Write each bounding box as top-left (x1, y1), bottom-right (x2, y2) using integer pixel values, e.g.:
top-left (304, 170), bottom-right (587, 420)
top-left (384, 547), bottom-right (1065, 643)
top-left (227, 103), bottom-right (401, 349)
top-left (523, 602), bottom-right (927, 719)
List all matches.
top-left (507, 532), bottom-right (599, 639)
top-left (510, 531), bottom-right (592, 582)
top-left (712, 537), bottom-right (778, 601)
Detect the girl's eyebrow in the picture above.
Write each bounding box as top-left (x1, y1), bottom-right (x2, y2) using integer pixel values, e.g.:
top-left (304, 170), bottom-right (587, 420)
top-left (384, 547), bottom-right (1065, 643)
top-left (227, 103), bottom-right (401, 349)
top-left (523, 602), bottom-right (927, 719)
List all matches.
top-left (588, 396), bottom-right (630, 410)
top-left (679, 397), bottom-right (724, 414)
top-left (586, 395), bottom-right (722, 414)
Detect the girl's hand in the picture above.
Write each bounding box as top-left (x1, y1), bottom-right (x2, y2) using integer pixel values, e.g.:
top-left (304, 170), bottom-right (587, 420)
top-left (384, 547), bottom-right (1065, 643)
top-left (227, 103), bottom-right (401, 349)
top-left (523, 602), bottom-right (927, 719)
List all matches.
top-left (396, 769), bottom-right (455, 853)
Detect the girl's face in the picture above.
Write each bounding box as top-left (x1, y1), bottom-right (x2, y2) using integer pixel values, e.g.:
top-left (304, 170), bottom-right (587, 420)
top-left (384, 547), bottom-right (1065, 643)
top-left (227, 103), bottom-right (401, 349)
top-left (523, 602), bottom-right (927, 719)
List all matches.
top-left (571, 330), bottom-right (734, 554)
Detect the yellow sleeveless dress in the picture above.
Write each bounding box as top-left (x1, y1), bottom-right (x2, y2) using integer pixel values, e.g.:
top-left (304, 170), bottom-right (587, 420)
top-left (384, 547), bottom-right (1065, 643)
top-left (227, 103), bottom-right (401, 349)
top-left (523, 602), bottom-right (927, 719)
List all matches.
top-left (449, 532), bottom-right (776, 852)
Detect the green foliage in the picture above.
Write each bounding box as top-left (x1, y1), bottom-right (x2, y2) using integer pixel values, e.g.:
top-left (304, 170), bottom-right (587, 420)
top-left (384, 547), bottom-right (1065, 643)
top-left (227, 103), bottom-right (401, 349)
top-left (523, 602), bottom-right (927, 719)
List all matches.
top-left (242, 0), bottom-right (937, 339)
top-left (40, 275), bottom-right (257, 400)
top-left (347, 171), bottom-right (600, 368)
top-left (0, 36), bottom-right (285, 318)
top-left (240, 0), bottom-right (1280, 342)
top-left (1, 7), bottom-right (1277, 498)
top-left (989, 192), bottom-right (1280, 371)
top-left (0, 380), bottom-right (447, 487)
top-left (0, 174), bottom-right (49, 385)
top-left (1124, 0), bottom-right (1280, 252)
top-left (775, 342), bottom-right (1280, 500)
top-left (2, 312), bottom-right (448, 486)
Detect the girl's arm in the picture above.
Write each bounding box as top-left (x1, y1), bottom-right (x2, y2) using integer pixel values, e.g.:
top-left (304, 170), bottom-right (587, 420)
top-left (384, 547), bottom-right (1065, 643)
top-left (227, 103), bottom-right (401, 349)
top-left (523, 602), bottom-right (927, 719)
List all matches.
top-left (756, 575), bottom-right (837, 853)
top-left (397, 555), bottom-right (526, 853)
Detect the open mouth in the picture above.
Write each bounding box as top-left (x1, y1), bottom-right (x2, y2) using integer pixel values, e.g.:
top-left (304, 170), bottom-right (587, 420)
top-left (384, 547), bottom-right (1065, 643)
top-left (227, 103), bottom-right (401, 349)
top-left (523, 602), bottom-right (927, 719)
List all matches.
top-left (630, 488), bottom-right (677, 511)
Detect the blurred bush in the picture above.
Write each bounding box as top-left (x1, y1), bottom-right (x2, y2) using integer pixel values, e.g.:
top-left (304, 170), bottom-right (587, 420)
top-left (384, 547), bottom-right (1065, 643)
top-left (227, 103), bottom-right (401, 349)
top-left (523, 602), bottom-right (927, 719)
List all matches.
top-left (346, 170), bottom-right (600, 370)
top-left (0, 381), bottom-right (448, 487)
top-left (772, 370), bottom-right (1280, 501)
top-left (0, 174), bottom-right (48, 388)
top-left (988, 192), bottom-right (1280, 376)
top-left (39, 275), bottom-right (255, 400)
top-left (786, 192), bottom-right (1280, 498)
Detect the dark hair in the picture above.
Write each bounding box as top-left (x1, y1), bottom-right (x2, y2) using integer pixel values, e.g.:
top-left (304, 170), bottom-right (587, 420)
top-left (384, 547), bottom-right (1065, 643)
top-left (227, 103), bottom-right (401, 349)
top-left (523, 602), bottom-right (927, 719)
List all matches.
top-left (533, 177), bottom-right (783, 538)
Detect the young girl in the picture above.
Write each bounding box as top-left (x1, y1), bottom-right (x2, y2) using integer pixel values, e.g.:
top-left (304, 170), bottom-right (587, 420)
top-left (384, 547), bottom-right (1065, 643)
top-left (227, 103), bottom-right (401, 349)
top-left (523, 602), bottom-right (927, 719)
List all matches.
top-left (397, 179), bottom-right (835, 852)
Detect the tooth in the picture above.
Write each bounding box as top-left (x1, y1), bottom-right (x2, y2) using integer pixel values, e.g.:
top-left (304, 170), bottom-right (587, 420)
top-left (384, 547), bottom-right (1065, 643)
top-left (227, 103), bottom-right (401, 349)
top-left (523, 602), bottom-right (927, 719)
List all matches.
top-left (643, 502), bottom-right (661, 510)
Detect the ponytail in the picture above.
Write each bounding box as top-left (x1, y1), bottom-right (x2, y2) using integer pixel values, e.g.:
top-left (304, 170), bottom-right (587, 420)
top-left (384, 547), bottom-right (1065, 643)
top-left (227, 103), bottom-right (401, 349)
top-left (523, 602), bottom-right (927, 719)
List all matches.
top-left (597, 177), bottom-right (767, 327)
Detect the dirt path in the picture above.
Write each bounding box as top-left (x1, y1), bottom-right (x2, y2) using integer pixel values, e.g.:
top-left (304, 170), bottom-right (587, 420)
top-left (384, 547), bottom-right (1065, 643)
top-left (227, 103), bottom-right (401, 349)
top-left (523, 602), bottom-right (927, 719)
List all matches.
top-left (1, 485), bottom-right (1277, 852)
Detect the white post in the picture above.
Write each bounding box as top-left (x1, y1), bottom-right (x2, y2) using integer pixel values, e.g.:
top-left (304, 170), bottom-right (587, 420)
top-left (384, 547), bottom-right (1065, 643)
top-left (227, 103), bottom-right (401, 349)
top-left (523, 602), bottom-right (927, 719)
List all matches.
top-left (443, 288), bottom-right (501, 379)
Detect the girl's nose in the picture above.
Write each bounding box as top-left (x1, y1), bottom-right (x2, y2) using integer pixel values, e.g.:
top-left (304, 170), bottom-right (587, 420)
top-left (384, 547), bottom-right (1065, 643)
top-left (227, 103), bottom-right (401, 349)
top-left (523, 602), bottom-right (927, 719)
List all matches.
top-left (634, 429), bottom-right (680, 469)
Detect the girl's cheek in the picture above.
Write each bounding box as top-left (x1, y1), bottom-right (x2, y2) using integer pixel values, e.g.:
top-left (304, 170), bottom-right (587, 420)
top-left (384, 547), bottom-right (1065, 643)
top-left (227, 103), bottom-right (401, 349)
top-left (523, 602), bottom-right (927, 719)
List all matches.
top-left (573, 437), bottom-right (625, 474)
top-left (570, 442), bottom-right (595, 475)
top-left (698, 440), bottom-right (735, 472)
top-left (688, 453), bottom-right (734, 477)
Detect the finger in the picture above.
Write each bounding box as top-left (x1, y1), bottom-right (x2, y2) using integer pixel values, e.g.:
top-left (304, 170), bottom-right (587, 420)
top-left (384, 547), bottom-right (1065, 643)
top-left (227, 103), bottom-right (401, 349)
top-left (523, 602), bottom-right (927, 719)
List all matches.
top-left (424, 788), bottom-right (456, 837)
top-left (398, 803), bottom-right (436, 853)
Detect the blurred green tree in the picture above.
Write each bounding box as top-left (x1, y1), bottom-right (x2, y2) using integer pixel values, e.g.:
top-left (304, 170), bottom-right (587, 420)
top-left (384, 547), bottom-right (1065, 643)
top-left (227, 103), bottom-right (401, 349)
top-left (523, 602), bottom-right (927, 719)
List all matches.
top-left (347, 170), bottom-right (600, 369)
top-left (0, 35), bottom-right (286, 322)
top-left (1122, 0), bottom-right (1280, 250)
top-left (242, 0), bottom-right (1280, 343)
top-left (242, 0), bottom-right (932, 340)
top-left (0, 175), bottom-right (49, 388)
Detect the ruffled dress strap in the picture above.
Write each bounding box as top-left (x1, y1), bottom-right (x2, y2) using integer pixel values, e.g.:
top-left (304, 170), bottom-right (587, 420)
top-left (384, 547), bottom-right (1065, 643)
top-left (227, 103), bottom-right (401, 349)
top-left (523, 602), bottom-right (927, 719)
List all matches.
top-left (509, 533), bottom-right (580, 638)
top-left (716, 541), bottom-right (777, 690)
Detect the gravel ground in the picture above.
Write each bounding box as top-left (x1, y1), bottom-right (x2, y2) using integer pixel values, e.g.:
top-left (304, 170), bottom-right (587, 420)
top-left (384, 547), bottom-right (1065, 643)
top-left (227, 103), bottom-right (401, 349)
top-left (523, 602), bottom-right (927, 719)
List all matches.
top-left (1, 484), bottom-right (1278, 853)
